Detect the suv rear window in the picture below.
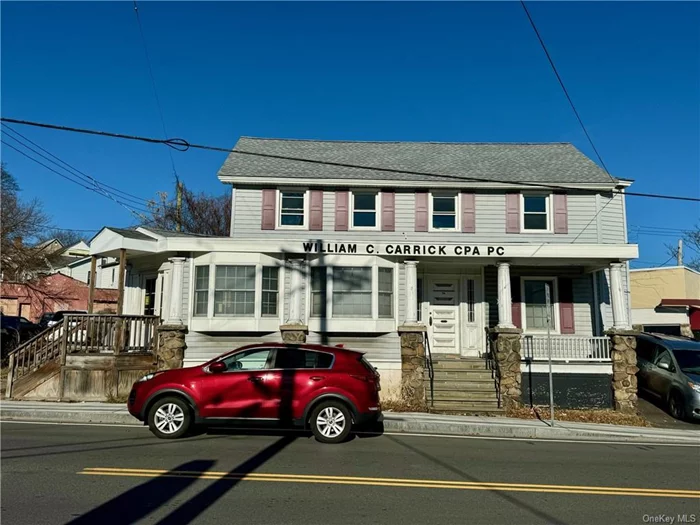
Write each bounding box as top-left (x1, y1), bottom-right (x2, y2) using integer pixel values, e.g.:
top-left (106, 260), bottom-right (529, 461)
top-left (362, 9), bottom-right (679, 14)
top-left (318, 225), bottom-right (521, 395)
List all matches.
top-left (275, 349), bottom-right (334, 369)
top-left (359, 356), bottom-right (377, 375)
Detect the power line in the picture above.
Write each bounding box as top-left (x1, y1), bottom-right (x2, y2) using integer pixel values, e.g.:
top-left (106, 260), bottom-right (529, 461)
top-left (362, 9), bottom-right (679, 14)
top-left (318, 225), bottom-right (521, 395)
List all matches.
top-left (519, 1), bottom-right (612, 181)
top-left (2, 116), bottom-right (699, 203)
top-left (132, 0), bottom-right (179, 182)
top-left (1, 139), bottom-right (153, 217)
top-left (2, 123), bottom-right (151, 206)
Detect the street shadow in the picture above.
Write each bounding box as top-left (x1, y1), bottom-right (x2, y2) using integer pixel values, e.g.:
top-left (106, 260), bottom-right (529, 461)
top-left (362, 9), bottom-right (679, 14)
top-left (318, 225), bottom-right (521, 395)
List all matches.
top-left (387, 435), bottom-right (568, 525)
top-left (66, 460), bottom-right (217, 525)
top-left (154, 435), bottom-right (296, 525)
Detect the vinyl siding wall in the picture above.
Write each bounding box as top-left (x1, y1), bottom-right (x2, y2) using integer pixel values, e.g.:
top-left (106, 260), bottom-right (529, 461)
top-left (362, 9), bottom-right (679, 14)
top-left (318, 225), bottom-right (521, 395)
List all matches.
top-left (184, 331), bottom-right (283, 366)
top-left (232, 187), bottom-right (626, 244)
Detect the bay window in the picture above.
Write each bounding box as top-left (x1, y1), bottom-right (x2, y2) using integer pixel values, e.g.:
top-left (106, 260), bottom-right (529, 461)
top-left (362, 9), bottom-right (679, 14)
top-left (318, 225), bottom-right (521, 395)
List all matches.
top-left (214, 265), bottom-right (256, 316)
top-left (261, 267), bottom-right (279, 316)
top-left (194, 266), bottom-right (209, 316)
top-left (310, 266), bottom-right (327, 317)
top-left (332, 267), bottom-right (372, 317)
top-left (378, 268), bottom-right (394, 318)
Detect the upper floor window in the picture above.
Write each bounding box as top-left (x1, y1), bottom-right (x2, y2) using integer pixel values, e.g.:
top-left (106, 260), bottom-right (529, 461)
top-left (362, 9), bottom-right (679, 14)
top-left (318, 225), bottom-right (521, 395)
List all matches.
top-left (522, 194), bottom-right (551, 232)
top-left (278, 190), bottom-right (307, 228)
top-left (430, 193), bottom-right (458, 231)
top-left (351, 191), bottom-right (379, 229)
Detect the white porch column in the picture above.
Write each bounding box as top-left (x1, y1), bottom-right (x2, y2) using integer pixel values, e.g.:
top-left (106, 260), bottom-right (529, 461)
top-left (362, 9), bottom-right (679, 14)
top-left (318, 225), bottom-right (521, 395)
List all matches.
top-left (609, 262), bottom-right (630, 330)
top-left (287, 259), bottom-right (305, 325)
top-left (497, 262), bottom-right (515, 328)
top-left (404, 260), bottom-right (419, 324)
top-left (165, 257), bottom-right (186, 325)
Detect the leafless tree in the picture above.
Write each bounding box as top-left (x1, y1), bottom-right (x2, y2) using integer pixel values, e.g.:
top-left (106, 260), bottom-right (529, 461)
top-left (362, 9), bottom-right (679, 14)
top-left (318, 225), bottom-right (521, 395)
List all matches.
top-left (147, 184), bottom-right (231, 236)
top-left (1, 163), bottom-right (59, 281)
top-left (40, 229), bottom-right (86, 248)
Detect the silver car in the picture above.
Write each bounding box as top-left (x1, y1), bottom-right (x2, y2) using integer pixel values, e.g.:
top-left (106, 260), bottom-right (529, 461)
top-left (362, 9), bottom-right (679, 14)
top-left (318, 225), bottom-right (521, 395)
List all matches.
top-left (636, 333), bottom-right (700, 421)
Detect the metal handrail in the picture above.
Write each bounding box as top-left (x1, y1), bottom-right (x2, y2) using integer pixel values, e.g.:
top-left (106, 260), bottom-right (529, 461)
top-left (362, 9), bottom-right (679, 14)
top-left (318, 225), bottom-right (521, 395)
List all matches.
top-left (424, 331), bottom-right (434, 408)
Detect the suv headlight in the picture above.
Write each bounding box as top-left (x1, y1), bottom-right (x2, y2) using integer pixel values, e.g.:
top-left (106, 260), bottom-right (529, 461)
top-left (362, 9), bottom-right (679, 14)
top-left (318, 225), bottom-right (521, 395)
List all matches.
top-left (689, 382), bottom-right (700, 394)
top-left (138, 373), bottom-right (157, 383)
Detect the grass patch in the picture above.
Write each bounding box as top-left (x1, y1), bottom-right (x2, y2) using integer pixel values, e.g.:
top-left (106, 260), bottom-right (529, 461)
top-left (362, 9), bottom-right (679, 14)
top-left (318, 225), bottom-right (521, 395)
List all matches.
top-left (507, 405), bottom-right (650, 427)
top-left (105, 394), bottom-right (129, 404)
top-left (381, 399), bottom-right (427, 413)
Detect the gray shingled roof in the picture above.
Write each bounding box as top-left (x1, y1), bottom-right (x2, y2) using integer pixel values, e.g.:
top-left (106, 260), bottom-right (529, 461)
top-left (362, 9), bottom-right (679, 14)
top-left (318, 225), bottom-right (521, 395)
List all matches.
top-left (218, 138), bottom-right (615, 184)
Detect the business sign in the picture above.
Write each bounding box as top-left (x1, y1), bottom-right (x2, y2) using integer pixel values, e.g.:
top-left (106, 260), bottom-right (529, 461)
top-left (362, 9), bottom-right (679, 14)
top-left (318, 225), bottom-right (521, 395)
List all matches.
top-left (301, 242), bottom-right (506, 257)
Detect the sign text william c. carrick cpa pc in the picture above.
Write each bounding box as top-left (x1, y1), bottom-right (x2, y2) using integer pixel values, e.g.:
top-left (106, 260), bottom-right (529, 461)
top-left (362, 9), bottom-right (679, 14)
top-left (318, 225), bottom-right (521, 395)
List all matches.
top-left (302, 242), bottom-right (506, 257)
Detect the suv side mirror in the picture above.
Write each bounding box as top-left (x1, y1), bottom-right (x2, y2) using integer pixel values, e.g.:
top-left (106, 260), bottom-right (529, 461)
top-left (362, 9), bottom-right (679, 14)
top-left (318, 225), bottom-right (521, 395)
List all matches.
top-left (658, 362), bottom-right (670, 371)
top-left (210, 362), bottom-right (226, 373)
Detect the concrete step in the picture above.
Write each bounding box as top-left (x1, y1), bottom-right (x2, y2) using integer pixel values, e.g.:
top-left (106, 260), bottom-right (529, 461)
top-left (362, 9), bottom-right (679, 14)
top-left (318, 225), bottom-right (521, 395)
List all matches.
top-left (432, 359), bottom-right (488, 371)
top-left (428, 400), bottom-right (503, 415)
top-left (429, 380), bottom-right (496, 392)
top-left (431, 390), bottom-right (499, 402)
top-left (431, 370), bottom-right (494, 381)
top-left (429, 406), bottom-right (505, 416)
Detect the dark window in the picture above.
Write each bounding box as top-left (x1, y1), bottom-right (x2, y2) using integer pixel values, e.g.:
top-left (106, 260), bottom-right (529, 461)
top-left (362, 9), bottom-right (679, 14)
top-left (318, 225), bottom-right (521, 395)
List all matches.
top-left (220, 348), bottom-right (273, 372)
top-left (523, 195), bottom-right (549, 231)
top-left (274, 348), bottom-right (333, 369)
top-left (352, 192), bottom-right (377, 228)
top-left (654, 347), bottom-right (675, 372)
top-left (673, 350), bottom-right (700, 373)
top-left (280, 191), bottom-right (305, 226)
top-left (432, 194), bottom-right (457, 229)
top-left (635, 338), bottom-right (656, 362)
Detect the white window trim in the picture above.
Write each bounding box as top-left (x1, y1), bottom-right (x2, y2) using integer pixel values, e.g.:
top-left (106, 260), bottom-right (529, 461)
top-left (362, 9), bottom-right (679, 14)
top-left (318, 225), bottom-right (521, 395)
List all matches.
top-left (350, 190), bottom-right (381, 231)
top-left (276, 189), bottom-right (309, 230)
top-left (429, 192), bottom-right (460, 232)
top-left (306, 256), bottom-right (397, 324)
top-left (521, 193), bottom-right (553, 233)
top-left (520, 276), bottom-right (560, 334)
top-left (192, 264), bottom-right (210, 317)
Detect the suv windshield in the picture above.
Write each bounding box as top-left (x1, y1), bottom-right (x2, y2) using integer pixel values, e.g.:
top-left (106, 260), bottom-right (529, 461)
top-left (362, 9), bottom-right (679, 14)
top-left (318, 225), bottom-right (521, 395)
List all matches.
top-left (673, 350), bottom-right (700, 374)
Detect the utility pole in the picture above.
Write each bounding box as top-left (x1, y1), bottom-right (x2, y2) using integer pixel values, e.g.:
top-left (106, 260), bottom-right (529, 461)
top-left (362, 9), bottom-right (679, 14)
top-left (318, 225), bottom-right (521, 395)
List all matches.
top-left (678, 239), bottom-right (683, 266)
top-left (176, 180), bottom-right (183, 232)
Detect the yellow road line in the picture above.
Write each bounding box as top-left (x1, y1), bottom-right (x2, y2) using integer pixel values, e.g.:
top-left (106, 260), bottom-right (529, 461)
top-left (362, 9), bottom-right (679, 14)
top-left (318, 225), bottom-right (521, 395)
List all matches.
top-left (78, 468), bottom-right (700, 499)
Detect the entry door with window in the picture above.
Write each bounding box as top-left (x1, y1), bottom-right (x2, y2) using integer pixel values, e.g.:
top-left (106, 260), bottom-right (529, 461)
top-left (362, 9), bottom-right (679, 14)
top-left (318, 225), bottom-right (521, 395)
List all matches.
top-left (461, 276), bottom-right (482, 356)
top-left (144, 278), bottom-right (157, 316)
top-left (428, 280), bottom-right (460, 354)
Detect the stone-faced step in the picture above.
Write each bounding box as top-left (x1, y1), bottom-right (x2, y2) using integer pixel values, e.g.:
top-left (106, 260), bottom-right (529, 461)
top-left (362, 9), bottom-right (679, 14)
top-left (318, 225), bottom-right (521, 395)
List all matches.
top-left (429, 380), bottom-right (496, 392)
top-left (429, 400), bottom-right (501, 410)
top-left (432, 390), bottom-right (499, 401)
top-left (429, 407), bottom-right (505, 416)
top-left (432, 359), bottom-right (489, 370)
top-left (430, 370), bottom-right (494, 381)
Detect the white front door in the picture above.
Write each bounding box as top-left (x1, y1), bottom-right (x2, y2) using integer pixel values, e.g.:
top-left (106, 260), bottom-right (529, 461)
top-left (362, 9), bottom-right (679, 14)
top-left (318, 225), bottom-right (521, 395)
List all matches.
top-left (428, 279), bottom-right (460, 354)
top-left (460, 275), bottom-right (483, 356)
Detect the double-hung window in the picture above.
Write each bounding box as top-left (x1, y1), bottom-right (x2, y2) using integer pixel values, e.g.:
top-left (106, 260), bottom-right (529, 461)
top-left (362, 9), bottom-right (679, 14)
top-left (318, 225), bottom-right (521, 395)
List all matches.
top-left (378, 268), bottom-right (394, 318)
top-left (431, 193), bottom-right (458, 230)
top-left (351, 192), bottom-right (379, 229)
top-left (214, 266), bottom-right (256, 316)
top-left (279, 190), bottom-right (306, 228)
top-left (194, 266), bottom-right (209, 316)
top-left (332, 267), bottom-right (372, 317)
top-left (310, 266), bottom-right (327, 317)
top-left (522, 194), bottom-right (550, 232)
top-left (523, 278), bottom-right (557, 332)
top-left (261, 267), bottom-right (279, 316)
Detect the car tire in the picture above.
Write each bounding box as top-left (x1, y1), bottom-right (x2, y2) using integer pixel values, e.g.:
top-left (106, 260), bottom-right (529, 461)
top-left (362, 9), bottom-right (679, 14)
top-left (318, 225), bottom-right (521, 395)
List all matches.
top-left (310, 401), bottom-right (353, 444)
top-left (147, 396), bottom-right (192, 439)
top-left (667, 391), bottom-right (687, 421)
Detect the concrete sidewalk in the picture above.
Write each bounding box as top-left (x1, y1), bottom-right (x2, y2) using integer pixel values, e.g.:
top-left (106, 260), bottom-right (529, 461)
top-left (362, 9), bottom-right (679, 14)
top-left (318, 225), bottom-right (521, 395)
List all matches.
top-left (2, 400), bottom-right (699, 444)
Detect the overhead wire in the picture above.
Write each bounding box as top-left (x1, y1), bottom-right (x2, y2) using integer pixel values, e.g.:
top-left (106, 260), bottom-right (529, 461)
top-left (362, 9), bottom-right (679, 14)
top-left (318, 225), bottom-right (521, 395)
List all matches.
top-left (2, 117), bottom-right (699, 203)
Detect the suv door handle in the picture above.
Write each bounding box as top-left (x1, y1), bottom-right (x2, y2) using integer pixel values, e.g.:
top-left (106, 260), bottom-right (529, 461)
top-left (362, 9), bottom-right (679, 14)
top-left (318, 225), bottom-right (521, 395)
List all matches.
top-left (310, 376), bottom-right (325, 381)
top-left (248, 376), bottom-right (264, 382)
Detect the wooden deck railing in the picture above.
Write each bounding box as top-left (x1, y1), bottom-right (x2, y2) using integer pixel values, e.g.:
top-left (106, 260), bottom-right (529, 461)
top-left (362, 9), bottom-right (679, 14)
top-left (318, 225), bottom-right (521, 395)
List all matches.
top-left (6, 314), bottom-right (160, 398)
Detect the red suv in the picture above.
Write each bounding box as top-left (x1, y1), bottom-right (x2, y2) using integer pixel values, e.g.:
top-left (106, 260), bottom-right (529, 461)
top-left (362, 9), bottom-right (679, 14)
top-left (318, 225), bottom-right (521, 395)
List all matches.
top-left (128, 343), bottom-right (382, 444)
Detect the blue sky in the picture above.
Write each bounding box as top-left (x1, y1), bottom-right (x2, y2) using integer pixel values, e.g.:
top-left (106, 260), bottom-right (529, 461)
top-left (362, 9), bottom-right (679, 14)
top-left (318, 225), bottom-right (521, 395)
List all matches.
top-left (2, 1), bottom-right (698, 266)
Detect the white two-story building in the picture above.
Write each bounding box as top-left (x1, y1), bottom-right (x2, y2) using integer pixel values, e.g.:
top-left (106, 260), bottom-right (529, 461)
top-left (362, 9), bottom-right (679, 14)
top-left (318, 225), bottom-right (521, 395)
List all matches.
top-left (90, 138), bottom-right (638, 408)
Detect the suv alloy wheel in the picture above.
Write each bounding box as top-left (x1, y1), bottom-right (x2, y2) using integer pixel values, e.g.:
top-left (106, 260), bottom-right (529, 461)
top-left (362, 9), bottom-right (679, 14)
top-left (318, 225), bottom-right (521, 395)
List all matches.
top-left (147, 396), bottom-right (192, 439)
top-left (310, 401), bottom-right (352, 444)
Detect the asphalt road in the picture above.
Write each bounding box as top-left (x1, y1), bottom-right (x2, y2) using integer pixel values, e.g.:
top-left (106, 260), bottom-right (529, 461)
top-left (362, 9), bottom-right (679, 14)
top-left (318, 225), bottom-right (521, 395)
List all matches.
top-left (2, 422), bottom-right (699, 525)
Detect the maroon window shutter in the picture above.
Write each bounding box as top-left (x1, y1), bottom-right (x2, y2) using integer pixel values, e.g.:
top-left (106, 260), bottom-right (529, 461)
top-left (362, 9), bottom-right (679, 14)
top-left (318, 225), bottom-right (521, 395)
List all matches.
top-left (381, 191), bottom-right (395, 231)
top-left (415, 191), bottom-right (428, 232)
top-left (461, 192), bottom-right (475, 233)
top-left (553, 193), bottom-right (568, 234)
top-left (505, 193), bottom-right (520, 234)
top-left (559, 277), bottom-right (575, 334)
top-left (309, 190), bottom-right (324, 231)
top-left (261, 189), bottom-right (276, 230)
top-left (511, 276), bottom-right (522, 329)
top-left (335, 191), bottom-right (349, 231)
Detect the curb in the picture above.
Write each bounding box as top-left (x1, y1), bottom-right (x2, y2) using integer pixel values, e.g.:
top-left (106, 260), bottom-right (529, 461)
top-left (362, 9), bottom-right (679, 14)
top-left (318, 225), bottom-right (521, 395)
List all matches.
top-left (2, 409), bottom-right (699, 444)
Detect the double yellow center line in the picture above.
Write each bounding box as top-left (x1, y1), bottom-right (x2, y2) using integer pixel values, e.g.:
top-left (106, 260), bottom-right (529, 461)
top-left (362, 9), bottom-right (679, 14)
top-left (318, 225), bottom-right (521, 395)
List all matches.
top-left (79, 467), bottom-right (700, 499)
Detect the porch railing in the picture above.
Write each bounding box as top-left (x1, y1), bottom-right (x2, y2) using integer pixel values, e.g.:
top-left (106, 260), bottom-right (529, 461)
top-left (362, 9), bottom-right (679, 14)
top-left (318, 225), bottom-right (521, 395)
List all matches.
top-left (521, 335), bottom-right (611, 362)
